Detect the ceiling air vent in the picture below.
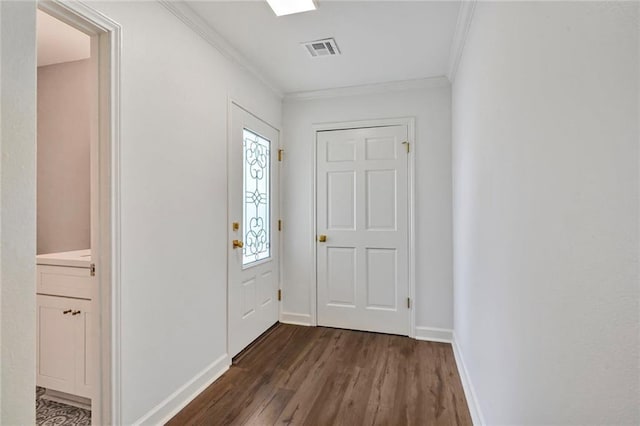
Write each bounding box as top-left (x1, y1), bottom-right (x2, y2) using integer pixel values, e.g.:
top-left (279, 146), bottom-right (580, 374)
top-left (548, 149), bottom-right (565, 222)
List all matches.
top-left (302, 38), bottom-right (341, 57)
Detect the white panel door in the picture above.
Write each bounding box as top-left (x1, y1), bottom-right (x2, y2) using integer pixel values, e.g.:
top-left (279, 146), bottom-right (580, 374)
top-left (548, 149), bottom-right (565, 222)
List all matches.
top-left (317, 125), bottom-right (409, 335)
top-left (228, 104), bottom-right (279, 358)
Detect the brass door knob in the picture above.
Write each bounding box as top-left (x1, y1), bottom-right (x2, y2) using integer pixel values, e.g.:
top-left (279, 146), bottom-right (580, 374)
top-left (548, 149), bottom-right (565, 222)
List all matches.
top-left (318, 235), bottom-right (327, 243)
top-left (232, 240), bottom-right (244, 249)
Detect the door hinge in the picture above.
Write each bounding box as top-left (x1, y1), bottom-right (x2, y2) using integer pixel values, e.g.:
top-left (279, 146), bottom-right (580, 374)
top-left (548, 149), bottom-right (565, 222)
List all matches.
top-left (278, 149), bottom-right (284, 162)
top-left (402, 141), bottom-right (410, 153)
top-left (90, 263), bottom-right (96, 277)
top-left (278, 219), bottom-right (282, 231)
top-left (407, 297), bottom-right (411, 309)
top-left (278, 289), bottom-right (282, 301)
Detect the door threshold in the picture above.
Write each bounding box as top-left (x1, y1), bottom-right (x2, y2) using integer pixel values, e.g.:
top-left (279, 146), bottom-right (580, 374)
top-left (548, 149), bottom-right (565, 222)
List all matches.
top-left (232, 321), bottom-right (280, 365)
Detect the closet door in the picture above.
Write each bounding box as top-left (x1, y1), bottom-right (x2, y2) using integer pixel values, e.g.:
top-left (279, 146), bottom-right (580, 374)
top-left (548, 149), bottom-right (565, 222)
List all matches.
top-left (316, 125), bottom-right (410, 335)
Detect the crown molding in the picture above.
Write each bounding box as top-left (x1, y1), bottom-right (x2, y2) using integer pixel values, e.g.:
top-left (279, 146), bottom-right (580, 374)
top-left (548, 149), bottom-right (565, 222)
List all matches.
top-left (284, 76), bottom-right (450, 102)
top-left (157, 0), bottom-right (284, 99)
top-left (447, 0), bottom-right (477, 83)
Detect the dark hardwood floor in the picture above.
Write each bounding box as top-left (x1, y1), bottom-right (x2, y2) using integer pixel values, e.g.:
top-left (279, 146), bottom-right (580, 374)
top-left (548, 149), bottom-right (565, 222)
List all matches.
top-left (168, 324), bottom-right (472, 426)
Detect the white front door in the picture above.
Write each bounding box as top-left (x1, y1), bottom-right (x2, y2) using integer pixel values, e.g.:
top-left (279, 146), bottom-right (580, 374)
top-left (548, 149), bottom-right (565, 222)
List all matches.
top-left (228, 104), bottom-right (279, 357)
top-left (316, 125), bottom-right (409, 335)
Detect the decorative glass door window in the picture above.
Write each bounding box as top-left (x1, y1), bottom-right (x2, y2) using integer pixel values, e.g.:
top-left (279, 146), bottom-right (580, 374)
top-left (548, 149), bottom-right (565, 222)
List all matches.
top-left (242, 128), bottom-right (271, 266)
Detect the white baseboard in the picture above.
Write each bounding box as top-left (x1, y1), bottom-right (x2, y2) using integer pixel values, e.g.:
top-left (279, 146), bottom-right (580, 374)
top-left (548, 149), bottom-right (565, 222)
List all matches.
top-left (451, 333), bottom-right (485, 426)
top-left (133, 353), bottom-right (230, 425)
top-left (42, 389), bottom-right (91, 410)
top-left (414, 326), bottom-right (453, 343)
top-left (280, 312), bottom-right (312, 326)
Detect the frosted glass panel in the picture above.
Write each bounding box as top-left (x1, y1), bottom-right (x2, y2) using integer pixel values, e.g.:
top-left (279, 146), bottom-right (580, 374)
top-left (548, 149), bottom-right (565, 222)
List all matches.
top-left (243, 129), bottom-right (271, 266)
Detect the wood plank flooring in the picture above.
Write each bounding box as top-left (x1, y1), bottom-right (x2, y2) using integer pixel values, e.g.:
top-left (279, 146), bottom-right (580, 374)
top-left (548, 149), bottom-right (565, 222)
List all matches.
top-left (168, 324), bottom-right (472, 426)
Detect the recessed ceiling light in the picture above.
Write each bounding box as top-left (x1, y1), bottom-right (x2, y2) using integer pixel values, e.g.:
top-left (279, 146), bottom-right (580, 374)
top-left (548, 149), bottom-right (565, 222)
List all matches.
top-left (266, 0), bottom-right (317, 17)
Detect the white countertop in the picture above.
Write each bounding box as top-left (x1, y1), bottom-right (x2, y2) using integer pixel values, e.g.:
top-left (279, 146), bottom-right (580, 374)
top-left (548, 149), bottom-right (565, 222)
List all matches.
top-left (36, 249), bottom-right (92, 268)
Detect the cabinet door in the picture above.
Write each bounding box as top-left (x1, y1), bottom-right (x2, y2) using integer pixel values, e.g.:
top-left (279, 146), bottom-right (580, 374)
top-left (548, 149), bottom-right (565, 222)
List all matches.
top-left (36, 295), bottom-right (77, 394)
top-left (37, 295), bottom-right (92, 398)
top-left (73, 299), bottom-right (93, 399)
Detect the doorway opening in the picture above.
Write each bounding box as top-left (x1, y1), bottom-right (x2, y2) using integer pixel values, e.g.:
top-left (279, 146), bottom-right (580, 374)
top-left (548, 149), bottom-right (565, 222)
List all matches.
top-left (35, 2), bottom-right (120, 424)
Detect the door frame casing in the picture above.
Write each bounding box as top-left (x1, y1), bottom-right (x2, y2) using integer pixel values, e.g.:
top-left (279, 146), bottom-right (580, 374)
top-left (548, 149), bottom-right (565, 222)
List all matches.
top-left (36, 1), bottom-right (122, 424)
top-left (311, 117), bottom-right (416, 337)
top-left (226, 98), bottom-right (282, 358)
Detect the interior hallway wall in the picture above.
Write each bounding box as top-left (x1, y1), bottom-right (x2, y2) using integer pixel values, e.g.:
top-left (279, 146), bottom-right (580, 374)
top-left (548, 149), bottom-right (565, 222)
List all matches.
top-left (1, 1), bottom-right (282, 423)
top-left (0, 1), bottom-right (37, 424)
top-left (452, 2), bottom-right (639, 423)
top-left (282, 84), bottom-right (453, 332)
top-left (91, 2), bottom-right (282, 423)
top-left (37, 59), bottom-right (91, 255)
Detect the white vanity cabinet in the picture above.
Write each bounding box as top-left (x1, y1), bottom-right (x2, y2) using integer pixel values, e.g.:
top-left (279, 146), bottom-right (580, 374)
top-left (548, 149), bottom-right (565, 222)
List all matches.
top-left (36, 250), bottom-right (94, 399)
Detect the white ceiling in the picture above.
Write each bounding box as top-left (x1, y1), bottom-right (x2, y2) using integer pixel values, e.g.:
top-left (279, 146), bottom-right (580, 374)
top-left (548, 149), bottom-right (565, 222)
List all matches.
top-left (37, 10), bottom-right (90, 67)
top-left (187, 0), bottom-right (461, 94)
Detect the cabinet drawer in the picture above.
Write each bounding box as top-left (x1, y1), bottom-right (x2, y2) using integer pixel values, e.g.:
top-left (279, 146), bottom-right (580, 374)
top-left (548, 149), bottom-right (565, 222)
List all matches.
top-left (37, 265), bottom-right (94, 300)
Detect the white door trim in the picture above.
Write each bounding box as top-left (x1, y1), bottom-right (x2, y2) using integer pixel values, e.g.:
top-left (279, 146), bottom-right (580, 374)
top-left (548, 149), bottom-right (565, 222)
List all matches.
top-left (36, 2), bottom-right (122, 423)
top-left (226, 98), bottom-right (282, 358)
top-left (311, 117), bottom-right (416, 337)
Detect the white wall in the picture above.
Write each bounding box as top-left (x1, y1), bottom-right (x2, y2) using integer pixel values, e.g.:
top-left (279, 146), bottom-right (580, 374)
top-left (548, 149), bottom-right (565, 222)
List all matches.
top-left (452, 2), bottom-right (639, 424)
top-left (91, 2), bottom-right (281, 423)
top-left (1, 1), bottom-right (282, 424)
top-left (282, 84), bottom-right (453, 331)
top-left (0, 1), bottom-right (37, 425)
top-left (37, 59), bottom-right (91, 255)
top-left (1, 0), bottom-right (3, 417)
